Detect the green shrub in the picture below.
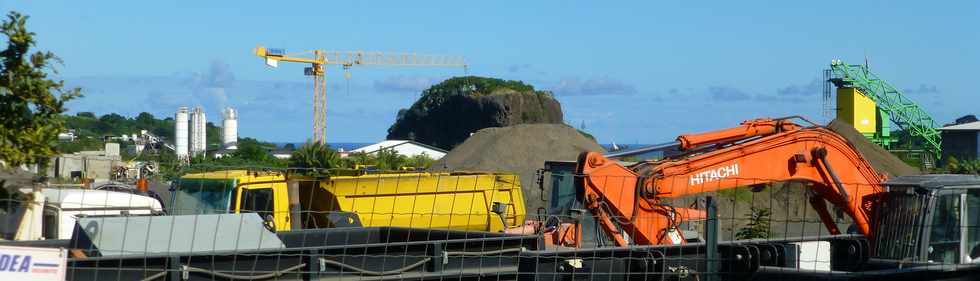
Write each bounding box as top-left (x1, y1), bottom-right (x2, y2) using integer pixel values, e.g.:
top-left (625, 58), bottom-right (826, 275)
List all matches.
top-left (735, 207), bottom-right (771, 240)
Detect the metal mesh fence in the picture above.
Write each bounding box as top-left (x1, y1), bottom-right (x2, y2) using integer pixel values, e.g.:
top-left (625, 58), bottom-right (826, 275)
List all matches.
top-left (1, 164), bottom-right (979, 280)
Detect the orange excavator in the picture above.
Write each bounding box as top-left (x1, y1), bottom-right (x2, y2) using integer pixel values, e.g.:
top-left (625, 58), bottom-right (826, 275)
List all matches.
top-left (536, 116), bottom-right (889, 247)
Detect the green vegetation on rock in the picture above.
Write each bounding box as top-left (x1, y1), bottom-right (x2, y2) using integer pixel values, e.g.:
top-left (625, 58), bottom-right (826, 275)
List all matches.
top-left (387, 76), bottom-right (563, 149)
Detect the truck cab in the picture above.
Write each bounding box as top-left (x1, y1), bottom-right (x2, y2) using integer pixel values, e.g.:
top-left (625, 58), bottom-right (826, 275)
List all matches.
top-left (170, 171), bottom-right (292, 231)
top-left (0, 188), bottom-right (163, 241)
top-left (871, 174), bottom-right (980, 265)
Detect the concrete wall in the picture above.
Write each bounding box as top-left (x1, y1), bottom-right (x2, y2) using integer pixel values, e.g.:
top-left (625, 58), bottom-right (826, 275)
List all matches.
top-left (48, 152), bottom-right (123, 180)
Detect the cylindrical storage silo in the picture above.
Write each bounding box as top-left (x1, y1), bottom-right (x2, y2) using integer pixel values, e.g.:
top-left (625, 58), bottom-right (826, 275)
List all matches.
top-left (175, 107), bottom-right (189, 160)
top-left (190, 107), bottom-right (207, 156)
top-left (222, 107), bottom-right (238, 149)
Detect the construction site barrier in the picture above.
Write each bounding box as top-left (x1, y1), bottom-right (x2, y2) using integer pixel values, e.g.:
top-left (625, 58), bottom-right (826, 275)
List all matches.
top-left (0, 164), bottom-right (978, 281)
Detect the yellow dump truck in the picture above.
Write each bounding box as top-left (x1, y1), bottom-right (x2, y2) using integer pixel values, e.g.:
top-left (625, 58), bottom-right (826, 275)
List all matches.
top-left (170, 170), bottom-right (526, 232)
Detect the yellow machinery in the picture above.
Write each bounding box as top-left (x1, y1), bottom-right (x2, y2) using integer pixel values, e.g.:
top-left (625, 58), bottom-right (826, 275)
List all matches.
top-left (171, 170), bottom-right (525, 232)
top-left (836, 87), bottom-right (877, 136)
top-left (254, 46), bottom-right (467, 144)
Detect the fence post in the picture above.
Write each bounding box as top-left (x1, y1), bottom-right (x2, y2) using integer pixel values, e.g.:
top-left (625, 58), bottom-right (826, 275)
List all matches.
top-left (287, 180), bottom-right (303, 230)
top-left (705, 196), bottom-right (719, 281)
top-left (168, 256), bottom-right (182, 281)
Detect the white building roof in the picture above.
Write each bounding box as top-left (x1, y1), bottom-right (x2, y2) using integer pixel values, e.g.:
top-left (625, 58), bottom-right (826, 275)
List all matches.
top-left (351, 140), bottom-right (447, 159)
top-left (939, 121), bottom-right (980, 131)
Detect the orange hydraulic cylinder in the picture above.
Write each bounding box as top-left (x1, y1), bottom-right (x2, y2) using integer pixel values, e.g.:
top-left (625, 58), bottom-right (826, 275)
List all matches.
top-left (677, 119), bottom-right (802, 150)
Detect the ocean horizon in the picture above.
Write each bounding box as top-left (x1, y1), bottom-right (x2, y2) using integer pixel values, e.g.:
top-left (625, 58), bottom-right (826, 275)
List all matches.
top-left (272, 142), bottom-right (372, 152)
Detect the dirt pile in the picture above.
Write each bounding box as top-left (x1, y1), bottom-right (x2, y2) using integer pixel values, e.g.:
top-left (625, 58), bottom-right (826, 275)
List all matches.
top-left (826, 119), bottom-right (921, 177)
top-left (431, 123), bottom-right (605, 212)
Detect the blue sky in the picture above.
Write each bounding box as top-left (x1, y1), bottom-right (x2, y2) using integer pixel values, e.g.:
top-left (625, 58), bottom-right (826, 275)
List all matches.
top-left (3, 1), bottom-right (977, 145)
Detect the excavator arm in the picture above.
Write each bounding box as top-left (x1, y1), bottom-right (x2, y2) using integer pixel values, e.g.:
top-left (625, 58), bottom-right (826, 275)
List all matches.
top-left (576, 118), bottom-right (886, 246)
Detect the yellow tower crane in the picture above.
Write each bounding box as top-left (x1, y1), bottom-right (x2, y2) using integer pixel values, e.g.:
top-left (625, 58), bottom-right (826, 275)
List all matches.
top-left (254, 46), bottom-right (467, 144)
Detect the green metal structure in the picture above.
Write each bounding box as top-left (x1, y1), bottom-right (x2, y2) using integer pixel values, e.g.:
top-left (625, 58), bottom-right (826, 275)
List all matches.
top-left (827, 59), bottom-right (942, 159)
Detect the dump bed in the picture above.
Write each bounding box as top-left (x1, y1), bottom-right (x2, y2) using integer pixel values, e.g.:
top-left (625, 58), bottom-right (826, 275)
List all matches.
top-left (306, 172), bottom-right (526, 232)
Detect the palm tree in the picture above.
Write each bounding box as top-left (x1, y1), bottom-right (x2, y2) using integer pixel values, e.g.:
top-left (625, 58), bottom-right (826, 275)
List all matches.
top-left (290, 142), bottom-right (340, 174)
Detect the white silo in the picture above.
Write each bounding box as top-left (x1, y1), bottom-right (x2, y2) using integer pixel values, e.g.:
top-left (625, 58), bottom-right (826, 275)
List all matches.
top-left (222, 107), bottom-right (238, 149)
top-left (175, 107), bottom-right (189, 160)
top-left (190, 107), bottom-right (207, 156)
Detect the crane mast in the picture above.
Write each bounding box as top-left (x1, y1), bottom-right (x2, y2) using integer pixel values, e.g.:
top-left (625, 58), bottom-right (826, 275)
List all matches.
top-left (254, 46), bottom-right (466, 144)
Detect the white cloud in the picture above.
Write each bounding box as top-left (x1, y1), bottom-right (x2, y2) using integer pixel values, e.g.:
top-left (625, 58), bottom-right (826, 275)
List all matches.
top-left (551, 77), bottom-right (637, 96)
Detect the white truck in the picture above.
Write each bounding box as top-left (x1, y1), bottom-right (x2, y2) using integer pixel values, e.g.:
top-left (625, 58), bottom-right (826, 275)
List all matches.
top-left (0, 187), bottom-right (163, 240)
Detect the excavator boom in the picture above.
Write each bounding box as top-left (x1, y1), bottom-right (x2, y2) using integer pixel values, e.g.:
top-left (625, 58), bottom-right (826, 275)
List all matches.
top-left (677, 118), bottom-right (802, 150)
top-left (575, 118), bottom-right (886, 246)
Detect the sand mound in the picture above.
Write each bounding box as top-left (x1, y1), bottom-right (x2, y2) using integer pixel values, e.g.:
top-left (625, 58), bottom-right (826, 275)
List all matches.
top-left (431, 124), bottom-right (605, 211)
top-left (826, 119), bottom-right (921, 177)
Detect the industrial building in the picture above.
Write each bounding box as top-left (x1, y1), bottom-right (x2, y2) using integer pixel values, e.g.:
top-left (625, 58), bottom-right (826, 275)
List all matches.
top-left (939, 120), bottom-right (980, 161)
top-left (175, 106), bottom-right (239, 159)
top-left (47, 143), bottom-right (122, 180)
top-left (350, 140), bottom-right (447, 159)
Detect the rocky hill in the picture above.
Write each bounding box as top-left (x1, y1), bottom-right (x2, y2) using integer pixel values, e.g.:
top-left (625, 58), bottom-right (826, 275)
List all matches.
top-left (386, 76), bottom-right (563, 149)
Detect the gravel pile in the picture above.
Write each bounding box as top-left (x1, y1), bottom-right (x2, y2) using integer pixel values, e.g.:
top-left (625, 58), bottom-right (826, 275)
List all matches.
top-left (826, 119), bottom-right (921, 177)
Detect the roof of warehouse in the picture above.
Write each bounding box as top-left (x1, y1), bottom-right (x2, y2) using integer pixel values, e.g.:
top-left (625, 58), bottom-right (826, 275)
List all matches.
top-left (352, 140), bottom-right (447, 154)
top-left (885, 174), bottom-right (980, 189)
top-left (939, 121), bottom-right (980, 131)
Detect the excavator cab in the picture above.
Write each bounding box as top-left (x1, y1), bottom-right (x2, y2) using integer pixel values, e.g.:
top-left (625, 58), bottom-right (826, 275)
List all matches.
top-left (539, 160), bottom-right (700, 248)
top-left (540, 160), bottom-right (617, 248)
top-left (871, 174), bottom-right (980, 265)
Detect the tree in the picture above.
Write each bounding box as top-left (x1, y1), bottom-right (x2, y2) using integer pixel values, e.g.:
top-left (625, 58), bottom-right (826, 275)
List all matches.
top-left (945, 156), bottom-right (980, 175)
top-left (0, 12), bottom-right (80, 166)
top-left (289, 142), bottom-right (340, 173)
top-left (135, 112), bottom-right (155, 125)
top-left (98, 113), bottom-right (126, 124)
top-left (345, 152), bottom-right (374, 167)
top-left (233, 138), bottom-right (273, 162)
top-left (408, 153), bottom-right (435, 169)
top-left (374, 148), bottom-right (408, 170)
